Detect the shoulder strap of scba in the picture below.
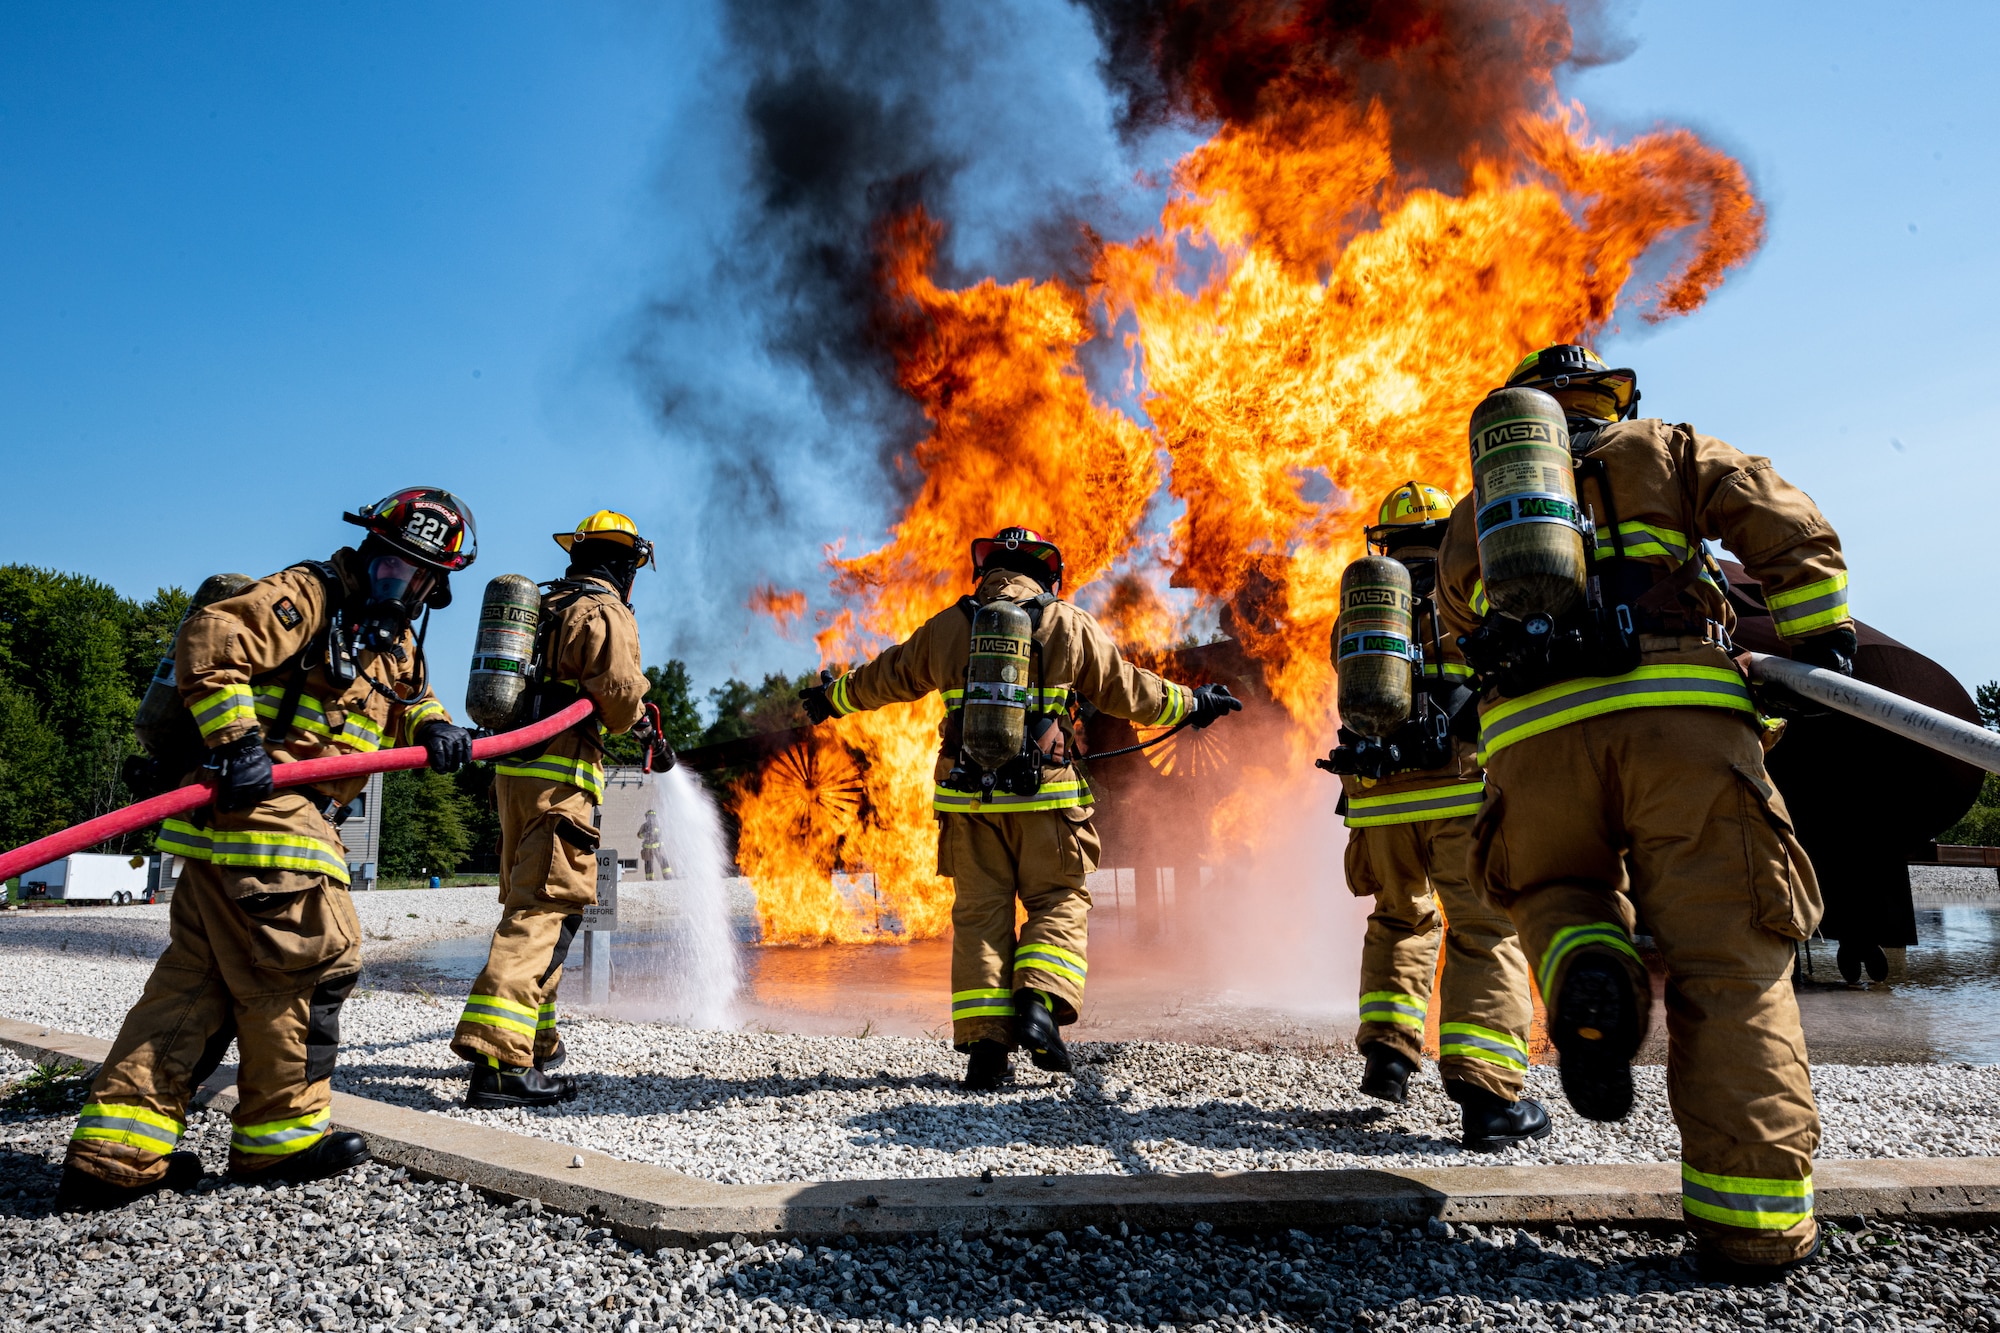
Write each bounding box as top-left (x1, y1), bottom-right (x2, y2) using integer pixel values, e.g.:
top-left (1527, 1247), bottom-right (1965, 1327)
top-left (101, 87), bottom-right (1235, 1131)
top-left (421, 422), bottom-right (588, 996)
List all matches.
top-left (255, 559), bottom-right (346, 744)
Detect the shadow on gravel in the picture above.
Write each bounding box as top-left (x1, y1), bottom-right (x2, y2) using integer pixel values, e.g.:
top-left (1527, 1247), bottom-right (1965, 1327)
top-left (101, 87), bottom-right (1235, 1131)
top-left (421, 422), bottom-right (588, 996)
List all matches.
top-left (0, 1145), bottom-right (61, 1219)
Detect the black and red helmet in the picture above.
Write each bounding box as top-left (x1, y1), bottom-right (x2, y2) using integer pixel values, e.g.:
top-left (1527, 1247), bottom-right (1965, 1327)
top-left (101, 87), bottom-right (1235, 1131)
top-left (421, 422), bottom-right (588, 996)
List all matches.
top-left (343, 487), bottom-right (478, 573)
top-left (970, 526), bottom-right (1063, 592)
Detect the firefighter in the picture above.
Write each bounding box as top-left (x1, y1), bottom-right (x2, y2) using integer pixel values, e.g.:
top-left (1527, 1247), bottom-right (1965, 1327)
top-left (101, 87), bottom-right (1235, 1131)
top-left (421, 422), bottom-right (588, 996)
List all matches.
top-left (799, 527), bottom-right (1242, 1090)
top-left (639, 807), bottom-right (665, 881)
top-left (1437, 345), bottom-right (1854, 1282)
top-left (1323, 481), bottom-right (1546, 1152)
top-left (450, 510), bottom-right (653, 1107)
top-left (55, 487), bottom-right (479, 1212)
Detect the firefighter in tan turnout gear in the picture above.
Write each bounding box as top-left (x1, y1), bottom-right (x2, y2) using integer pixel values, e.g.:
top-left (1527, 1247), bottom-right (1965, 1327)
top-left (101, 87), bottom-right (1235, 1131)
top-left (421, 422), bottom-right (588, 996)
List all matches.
top-left (56, 487), bottom-right (479, 1212)
top-left (450, 510), bottom-right (656, 1108)
top-left (1321, 482), bottom-right (1545, 1152)
top-left (800, 527), bottom-right (1242, 1090)
top-left (1437, 345), bottom-right (1855, 1283)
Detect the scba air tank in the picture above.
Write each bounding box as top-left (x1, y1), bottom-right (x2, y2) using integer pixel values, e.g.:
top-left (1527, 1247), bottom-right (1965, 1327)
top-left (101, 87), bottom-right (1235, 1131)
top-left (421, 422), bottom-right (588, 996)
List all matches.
top-left (134, 572), bottom-right (256, 758)
top-left (1468, 386), bottom-right (1588, 620)
top-left (465, 574), bottom-right (542, 730)
top-left (1334, 556), bottom-right (1415, 737)
top-left (961, 600), bottom-right (1034, 771)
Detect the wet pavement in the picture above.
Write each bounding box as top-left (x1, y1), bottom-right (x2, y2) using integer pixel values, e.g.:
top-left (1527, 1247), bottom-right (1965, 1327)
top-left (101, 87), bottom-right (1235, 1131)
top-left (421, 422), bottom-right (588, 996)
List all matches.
top-left (410, 881), bottom-right (2000, 1065)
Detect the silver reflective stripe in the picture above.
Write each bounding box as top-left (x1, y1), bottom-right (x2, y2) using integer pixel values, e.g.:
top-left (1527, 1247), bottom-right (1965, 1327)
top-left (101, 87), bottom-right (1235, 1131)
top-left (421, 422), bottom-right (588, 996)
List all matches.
top-left (1360, 1000), bottom-right (1425, 1022)
top-left (1014, 950), bottom-right (1086, 981)
top-left (1682, 1178), bottom-right (1814, 1218)
top-left (1771, 588), bottom-right (1847, 625)
top-left (75, 1112), bottom-right (180, 1145)
top-left (1440, 1029), bottom-right (1528, 1069)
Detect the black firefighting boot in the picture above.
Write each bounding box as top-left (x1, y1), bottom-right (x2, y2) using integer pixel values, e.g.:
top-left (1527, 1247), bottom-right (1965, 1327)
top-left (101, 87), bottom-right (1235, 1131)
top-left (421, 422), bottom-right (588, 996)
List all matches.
top-left (1446, 1079), bottom-right (1552, 1152)
top-left (1696, 1228), bottom-right (1824, 1286)
top-left (535, 1038), bottom-right (567, 1072)
top-left (1013, 991), bottom-right (1074, 1074)
top-left (229, 1132), bottom-right (371, 1187)
top-left (1358, 1042), bottom-right (1418, 1104)
top-left (1837, 940), bottom-right (1888, 985)
top-left (464, 1058), bottom-right (578, 1109)
top-left (961, 1041), bottom-right (1013, 1092)
top-left (54, 1151), bottom-right (203, 1213)
top-left (1551, 953), bottom-right (1642, 1122)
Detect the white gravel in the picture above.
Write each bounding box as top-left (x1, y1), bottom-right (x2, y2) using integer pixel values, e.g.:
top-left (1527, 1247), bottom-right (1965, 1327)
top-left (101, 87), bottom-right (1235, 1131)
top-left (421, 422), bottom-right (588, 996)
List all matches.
top-left (0, 1084), bottom-right (1991, 1333)
top-left (1909, 864), bottom-right (2000, 898)
top-left (5, 908), bottom-right (2000, 1185)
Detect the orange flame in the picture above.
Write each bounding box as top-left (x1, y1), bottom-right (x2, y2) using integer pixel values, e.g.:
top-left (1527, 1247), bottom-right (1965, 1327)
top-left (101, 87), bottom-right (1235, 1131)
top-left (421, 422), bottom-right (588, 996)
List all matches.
top-left (738, 6), bottom-right (1764, 944)
top-left (749, 584), bottom-right (808, 636)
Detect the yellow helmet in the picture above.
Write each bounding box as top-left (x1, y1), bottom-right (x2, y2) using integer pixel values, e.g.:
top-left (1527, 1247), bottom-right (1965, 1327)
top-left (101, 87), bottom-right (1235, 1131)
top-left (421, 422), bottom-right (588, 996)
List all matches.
top-left (1365, 480), bottom-right (1453, 553)
top-left (553, 510), bottom-right (656, 568)
top-left (1505, 343), bottom-right (1638, 421)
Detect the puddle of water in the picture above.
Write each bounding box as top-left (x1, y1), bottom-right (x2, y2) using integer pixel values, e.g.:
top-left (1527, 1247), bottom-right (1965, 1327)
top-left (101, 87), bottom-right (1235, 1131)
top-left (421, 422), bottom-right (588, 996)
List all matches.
top-left (1792, 904), bottom-right (2000, 1064)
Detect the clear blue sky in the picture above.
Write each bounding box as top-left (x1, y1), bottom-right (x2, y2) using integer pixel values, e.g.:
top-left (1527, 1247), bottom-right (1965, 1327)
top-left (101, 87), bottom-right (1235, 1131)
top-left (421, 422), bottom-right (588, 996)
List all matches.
top-left (3, 2), bottom-right (1996, 715)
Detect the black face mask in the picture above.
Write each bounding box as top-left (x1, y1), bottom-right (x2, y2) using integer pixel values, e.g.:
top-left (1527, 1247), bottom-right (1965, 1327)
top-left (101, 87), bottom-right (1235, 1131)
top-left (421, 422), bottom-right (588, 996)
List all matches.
top-left (355, 553), bottom-right (435, 654)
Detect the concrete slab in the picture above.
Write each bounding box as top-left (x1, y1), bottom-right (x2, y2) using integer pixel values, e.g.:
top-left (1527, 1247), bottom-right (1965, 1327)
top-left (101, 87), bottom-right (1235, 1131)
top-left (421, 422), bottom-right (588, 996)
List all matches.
top-left (6, 1016), bottom-right (1998, 1247)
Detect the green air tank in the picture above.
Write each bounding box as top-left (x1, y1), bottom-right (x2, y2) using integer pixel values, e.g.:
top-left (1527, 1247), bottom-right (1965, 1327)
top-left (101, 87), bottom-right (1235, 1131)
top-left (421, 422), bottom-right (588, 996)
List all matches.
top-left (1334, 555), bottom-right (1415, 738)
top-left (1468, 386), bottom-right (1588, 620)
top-left (133, 572), bottom-right (256, 758)
top-left (961, 600), bottom-right (1034, 771)
top-left (465, 574), bottom-right (542, 730)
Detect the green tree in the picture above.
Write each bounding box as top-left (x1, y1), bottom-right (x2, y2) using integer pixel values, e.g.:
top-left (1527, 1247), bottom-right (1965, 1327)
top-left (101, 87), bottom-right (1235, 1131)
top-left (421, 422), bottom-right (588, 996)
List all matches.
top-left (0, 566), bottom-right (189, 848)
top-left (378, 768), bottom-right (475, 878)
top-left (1976, 680), bottom-right (2000, 731)
top-left (700, 670), bottom-right (816, 746)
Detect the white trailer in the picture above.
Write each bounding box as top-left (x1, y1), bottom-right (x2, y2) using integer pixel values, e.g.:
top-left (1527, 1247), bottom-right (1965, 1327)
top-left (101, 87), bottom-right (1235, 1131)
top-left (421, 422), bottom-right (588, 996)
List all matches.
top-left (18, 852), bottom-right (151, 905)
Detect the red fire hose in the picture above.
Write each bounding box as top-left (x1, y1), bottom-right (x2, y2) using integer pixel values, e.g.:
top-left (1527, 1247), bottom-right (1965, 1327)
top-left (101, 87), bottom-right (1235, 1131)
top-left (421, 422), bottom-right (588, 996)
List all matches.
top-left (0, 699), bottom-right (598, 884)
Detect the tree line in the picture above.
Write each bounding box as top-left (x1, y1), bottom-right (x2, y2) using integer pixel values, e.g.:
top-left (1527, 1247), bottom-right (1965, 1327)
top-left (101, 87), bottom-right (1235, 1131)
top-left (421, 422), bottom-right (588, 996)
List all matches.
top-left (0, 563), bottom-right (817, 878)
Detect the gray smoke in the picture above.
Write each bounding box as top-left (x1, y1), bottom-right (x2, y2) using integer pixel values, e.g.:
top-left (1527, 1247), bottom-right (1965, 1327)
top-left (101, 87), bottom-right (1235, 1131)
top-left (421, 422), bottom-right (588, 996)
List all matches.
top-left (625, 0), bottom-right (1153, 682)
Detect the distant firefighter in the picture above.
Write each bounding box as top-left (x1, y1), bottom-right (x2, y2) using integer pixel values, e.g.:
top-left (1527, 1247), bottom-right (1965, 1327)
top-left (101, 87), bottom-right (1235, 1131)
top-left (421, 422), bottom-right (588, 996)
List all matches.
top-left (58, 487), bottom-right (478, 1211)
top-left (639, 807), bottom-right (666, 881)
top-left (1322, 481), bottom-right (1547, 1152)
top-left (449, 510), bottom-right (657, 1109)
top-left (1439, 345), bottom-right (1853, 1283)
top-left (800, 526), bottom-right (1242, 1090)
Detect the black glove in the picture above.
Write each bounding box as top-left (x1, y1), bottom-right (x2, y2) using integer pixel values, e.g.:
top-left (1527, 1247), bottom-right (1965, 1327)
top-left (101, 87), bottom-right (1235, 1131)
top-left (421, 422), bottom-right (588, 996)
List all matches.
top-left (799, 669), bottom-right (837, 725)
top-left (1190, 682), bottom-right (1243, 728)
top-left (416, 720), bottom-right (474, 774)
top-left (1791, 625), bottom-right (1858, 676)
top-left (205, 730), bottom-right (273, 811)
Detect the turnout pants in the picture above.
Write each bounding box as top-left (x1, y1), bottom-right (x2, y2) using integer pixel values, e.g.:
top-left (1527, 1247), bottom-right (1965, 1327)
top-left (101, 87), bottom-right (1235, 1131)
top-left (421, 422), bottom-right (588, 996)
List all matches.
top-left (451, 775), bottom-right (599, 1067)
top-left (67, 859), bottom-right (360, 1183)
top-left (942, 809), bottom-right (1101, 1049)
top-left (1471, 706), bottom-right (1823, 1265)
top-left (1346, 813), bottom-right (1532, 1100)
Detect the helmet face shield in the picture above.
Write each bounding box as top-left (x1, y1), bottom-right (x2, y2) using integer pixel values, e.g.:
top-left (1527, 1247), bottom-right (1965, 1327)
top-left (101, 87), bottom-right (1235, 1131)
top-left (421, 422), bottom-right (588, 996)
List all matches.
top-left (366, 553), bottom-right (433, 608)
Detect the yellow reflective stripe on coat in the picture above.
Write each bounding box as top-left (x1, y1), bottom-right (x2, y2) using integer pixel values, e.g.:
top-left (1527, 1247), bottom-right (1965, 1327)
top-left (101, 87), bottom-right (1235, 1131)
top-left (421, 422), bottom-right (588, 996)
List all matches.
top-left (192, 685), bottom-right (257, 739)
top-left (72, 1103), bottom-right (184, 1155)
top-left (1439, 1023), bottom-right (1529, 1071)
top-left (1478, 664), bottom-right (1753, 762)
top-left (232, 1108), bottom-right (331, 1156)
top-left (827, 673), bottom-right (861, 717)
top-left (160, 819), bottom-right (350, 884)
top-left (250, 684), bottom-right (387, 752)
top-left (1358, 990), bottom-right (1426, 1030)
top-left (1680, 1164), bottom-right (1814, 1230)
top-left (1537, 922), bottom-right (1643, 1000)
top-left (950, 988), bottom-right (1015, 1019)
top-left (1419, 661), bottom-right (1475, 681)
top-left (401, 696), bottom-right (448, 743)
top-left (1591, 520), bottom-right (1690, 563)
top-left (495, 754), bottom-right (606, 801)
top-left (459, 993), bottom-right (538, 1038)
top-left (932, 780), bottom-right (1090, 814)
top-left (1149, 685), bottom-right (1192, 728)
top-left (1014, 942), bottom-right (1087, 983)
top-left (1470, 580), bottom-right (1490, 618)
top-left (1766, 572), bottom-right (1850, 639)
top-left (1343, 781), bottom-right (1485, 828)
